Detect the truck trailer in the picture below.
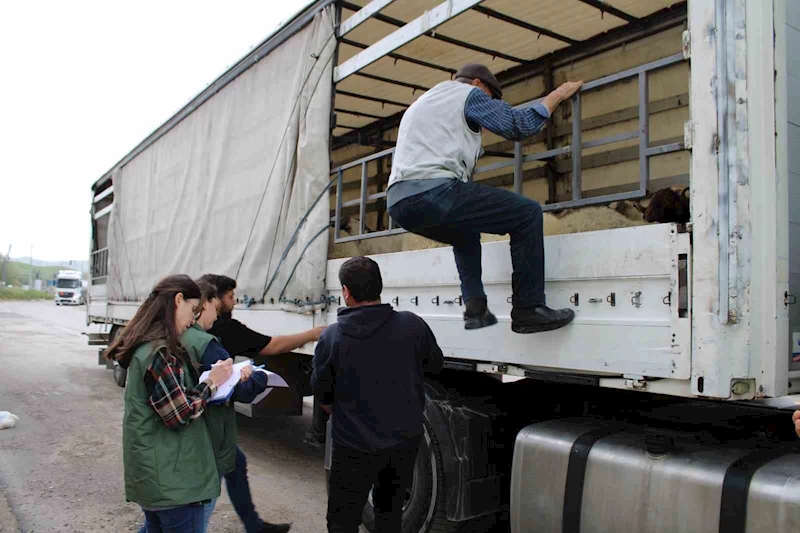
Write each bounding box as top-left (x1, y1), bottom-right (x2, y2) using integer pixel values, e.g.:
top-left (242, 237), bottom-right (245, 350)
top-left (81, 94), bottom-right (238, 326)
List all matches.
top-left (88, 1), bottom-right (800, 531)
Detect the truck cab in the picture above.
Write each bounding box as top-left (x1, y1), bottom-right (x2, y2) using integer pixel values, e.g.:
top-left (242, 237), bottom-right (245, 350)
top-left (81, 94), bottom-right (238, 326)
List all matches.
top-left (55, 270), bottom-right (84, 305)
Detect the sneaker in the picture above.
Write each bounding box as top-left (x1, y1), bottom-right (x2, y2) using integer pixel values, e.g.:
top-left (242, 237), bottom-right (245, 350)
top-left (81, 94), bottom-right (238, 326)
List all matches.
top-left (303, 434), bottom-right (325, 449)
top-left (260, 523), bottom-right (291, 533)
top-left (511, 305), bottom-right (575, 334)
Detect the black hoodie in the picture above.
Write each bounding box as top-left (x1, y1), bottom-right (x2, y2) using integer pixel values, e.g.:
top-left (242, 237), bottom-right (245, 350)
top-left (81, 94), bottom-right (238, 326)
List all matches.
top-left (312, 304), bottom-right (443, 452)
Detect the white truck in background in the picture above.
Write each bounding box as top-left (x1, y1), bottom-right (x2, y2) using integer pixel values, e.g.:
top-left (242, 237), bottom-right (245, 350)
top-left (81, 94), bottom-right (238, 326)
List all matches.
top-left (55, 270), bottom-right (85, 305)
top-left (87, 1), bottom-right (800, 532)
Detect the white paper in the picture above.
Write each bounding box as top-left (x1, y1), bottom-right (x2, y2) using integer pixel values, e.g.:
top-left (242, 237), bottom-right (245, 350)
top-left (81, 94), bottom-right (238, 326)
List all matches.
top-left (250, 369), bottom-right (289, 405)
top-left (200, 360), bottom-right (253, 403)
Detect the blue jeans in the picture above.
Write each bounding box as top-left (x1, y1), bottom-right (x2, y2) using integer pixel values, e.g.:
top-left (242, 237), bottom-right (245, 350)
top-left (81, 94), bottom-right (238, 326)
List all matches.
top-left (202, 497), bottom-right (217, 531)
top-left (225, 446), bottom-right (265, 533)
top-left (138, 504), bottom-right (206, 533)
top-left (388, 180), bottom-right (546, 307)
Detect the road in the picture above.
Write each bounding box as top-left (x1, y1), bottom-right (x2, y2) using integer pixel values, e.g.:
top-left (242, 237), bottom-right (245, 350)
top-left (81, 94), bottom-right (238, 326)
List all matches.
top-left (0, 301), bottom-right (327, 533)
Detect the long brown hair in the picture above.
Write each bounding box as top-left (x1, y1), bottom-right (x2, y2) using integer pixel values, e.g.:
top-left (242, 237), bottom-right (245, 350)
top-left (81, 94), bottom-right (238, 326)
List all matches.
top-left (105, 275), bottom-right (201, 368)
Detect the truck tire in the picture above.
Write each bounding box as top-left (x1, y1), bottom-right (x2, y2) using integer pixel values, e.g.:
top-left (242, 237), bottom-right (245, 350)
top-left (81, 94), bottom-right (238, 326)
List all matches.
top-left (361, 422), bottom-right (455, 533)
top-left (113, 362), bottom-right (128, 388)
top-left (109, 326), bottom-right (127, 388)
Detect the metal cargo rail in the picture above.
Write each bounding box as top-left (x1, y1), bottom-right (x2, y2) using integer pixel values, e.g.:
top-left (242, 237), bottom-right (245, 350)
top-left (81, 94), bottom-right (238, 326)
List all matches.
top-left (332, 53), bottom-right (687, 244)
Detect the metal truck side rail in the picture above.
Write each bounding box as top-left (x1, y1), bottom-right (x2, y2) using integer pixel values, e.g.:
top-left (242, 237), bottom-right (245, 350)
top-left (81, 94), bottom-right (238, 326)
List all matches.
top-left (331, 53), bottom-right (687, 244)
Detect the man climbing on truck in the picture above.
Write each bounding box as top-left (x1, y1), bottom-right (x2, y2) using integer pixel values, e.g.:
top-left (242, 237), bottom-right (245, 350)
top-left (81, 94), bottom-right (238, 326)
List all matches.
top-left (387, 63), bottom-right (583, 334)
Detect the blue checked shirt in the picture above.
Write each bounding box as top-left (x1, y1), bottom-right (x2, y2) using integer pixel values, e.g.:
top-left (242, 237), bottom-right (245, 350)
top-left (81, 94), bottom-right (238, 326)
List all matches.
top-left (387, 87), bottom-right (551, 207)
top-left (464, 87), bottom-right (550, 140)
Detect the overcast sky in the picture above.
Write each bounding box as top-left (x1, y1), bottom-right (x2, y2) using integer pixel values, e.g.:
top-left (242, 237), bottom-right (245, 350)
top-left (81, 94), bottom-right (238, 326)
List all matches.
top-left (0, 1), bottom-right (308, 261)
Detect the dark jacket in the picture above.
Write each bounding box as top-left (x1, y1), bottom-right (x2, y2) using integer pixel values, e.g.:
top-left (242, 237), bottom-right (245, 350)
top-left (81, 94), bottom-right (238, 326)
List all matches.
top-left (312, 304), bottom-right (443, 452)
top-left (199, 340), bottom-right (268, 404)
top-left (181, 324), bottom-right (268, 475)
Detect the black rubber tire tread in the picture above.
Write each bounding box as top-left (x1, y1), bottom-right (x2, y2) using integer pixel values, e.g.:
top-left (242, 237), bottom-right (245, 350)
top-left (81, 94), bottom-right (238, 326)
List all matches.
top-left (424, 421), bottom-right (459, 533)
top-left (108, 325), bottom-right (121, 345)
top-left (329, 424), bottom-right (502, 533)
top-left (109, 326), bottom-right (127, 388)
top-left (419, 425), bottom-right (506, 533)
top-left (113, 363), bottom-right (128, 388)
top-left (360, 422), bottom-right (458, 533)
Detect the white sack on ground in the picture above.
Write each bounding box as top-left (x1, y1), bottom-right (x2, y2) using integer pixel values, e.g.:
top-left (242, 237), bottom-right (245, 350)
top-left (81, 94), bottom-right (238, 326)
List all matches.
top-left (0, 412), bottom-right (19, 430)
top-left (108, 8), bottom-right (335, 308)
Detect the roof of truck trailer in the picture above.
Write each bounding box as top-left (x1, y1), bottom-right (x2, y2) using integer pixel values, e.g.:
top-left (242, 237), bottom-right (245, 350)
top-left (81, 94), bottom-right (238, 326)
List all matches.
top-left (91, 0), bottom-right (333, 190)
top-left (331, 0), bottom-right (686, 141)
top-left (92, 0), bottom-right (686, 189)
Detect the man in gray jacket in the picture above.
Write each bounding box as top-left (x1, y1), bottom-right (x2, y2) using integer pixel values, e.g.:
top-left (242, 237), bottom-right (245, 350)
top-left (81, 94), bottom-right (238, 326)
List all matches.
top-left (388, 63), bottom-right (582, 334)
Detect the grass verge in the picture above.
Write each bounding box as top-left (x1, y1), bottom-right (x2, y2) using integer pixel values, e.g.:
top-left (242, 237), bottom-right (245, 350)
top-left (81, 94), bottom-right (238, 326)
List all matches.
top-left (0, 288), bottom-right (52, 301)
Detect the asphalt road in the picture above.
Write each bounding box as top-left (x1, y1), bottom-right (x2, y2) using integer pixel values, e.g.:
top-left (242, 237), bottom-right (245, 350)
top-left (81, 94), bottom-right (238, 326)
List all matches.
top-left (0, 301), bottom-right (328, 533)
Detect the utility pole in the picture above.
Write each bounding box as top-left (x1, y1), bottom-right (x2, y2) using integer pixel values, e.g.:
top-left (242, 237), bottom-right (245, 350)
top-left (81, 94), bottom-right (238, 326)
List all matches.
top-left (29, 245), bottom-right (33, 290)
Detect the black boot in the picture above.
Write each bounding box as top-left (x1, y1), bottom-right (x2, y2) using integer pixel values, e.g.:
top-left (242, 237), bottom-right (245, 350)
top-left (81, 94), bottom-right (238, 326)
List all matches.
top-left (464, 298), bottom-right (497, 330)
top-left (511, 305), bottom-right (575, 334)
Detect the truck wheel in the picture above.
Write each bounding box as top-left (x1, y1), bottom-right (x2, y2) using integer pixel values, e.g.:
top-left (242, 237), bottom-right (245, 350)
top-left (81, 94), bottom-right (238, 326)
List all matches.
top-left (113, 362), bottom-right (128, 388)
top-left (361, 422), bottom-right (454, 533)
top-left (109, 326), bottom-right (127, 388)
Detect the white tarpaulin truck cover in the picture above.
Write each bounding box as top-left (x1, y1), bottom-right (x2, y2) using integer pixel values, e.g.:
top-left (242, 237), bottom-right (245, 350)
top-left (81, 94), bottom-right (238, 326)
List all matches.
top-left (107, 8), bottom-right (335, 310)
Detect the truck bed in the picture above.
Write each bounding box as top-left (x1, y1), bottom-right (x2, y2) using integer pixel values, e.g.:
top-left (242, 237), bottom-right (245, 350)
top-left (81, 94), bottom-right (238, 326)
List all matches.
top-left (327, 223), bottom-right (690, 382)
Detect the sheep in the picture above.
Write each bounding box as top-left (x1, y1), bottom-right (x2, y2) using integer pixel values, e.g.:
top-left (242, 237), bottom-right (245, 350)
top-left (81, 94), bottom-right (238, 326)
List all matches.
top-left (331, 186), bottom-right (690, 258)
top-left (603, 186), bottom-right (691, 225)
top-left (643, 186), bottom-right (690, 224)
top-left (609, 199), bottom-right (647, 222)
top-left (329, 227), bottom-right (447, 259)
top-left (329, 184), bottom-right (697, 259)
top-left (329, 215), bottom-right (408, 259)
top-left (542, 186), bottom-right (691, 233)
top-left (328, 203), bottom-right (650, 259)
top-left (543, 205), bottom-right (648, 236)
top-left (334, 215), bottom-right (374, 235)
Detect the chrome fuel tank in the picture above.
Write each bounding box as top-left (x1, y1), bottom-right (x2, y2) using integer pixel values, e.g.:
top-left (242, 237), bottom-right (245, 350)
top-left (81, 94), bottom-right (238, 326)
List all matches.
top-left (510, 418), bottom-right (800, 533)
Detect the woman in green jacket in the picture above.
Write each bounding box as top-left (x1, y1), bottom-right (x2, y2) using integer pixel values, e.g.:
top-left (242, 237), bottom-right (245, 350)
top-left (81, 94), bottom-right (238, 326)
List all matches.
top-left (181, 279), bottom-right (270, 530)
top-left (106, 275), bottom-right (233, 533)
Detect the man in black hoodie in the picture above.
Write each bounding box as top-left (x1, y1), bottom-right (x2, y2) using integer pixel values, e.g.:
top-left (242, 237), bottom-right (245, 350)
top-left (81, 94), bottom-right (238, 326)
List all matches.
top-left (313, 257), bottom-right (443, 533)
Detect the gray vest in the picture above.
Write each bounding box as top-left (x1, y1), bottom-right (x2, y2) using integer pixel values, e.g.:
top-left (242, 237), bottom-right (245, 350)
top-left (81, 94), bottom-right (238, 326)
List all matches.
top-left (388, 81), bottom-right (483, 187)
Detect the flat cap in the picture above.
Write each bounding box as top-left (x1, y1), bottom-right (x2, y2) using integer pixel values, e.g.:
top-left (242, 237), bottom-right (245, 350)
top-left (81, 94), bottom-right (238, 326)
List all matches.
top-left (455, 63), bottom-right (502, 99)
